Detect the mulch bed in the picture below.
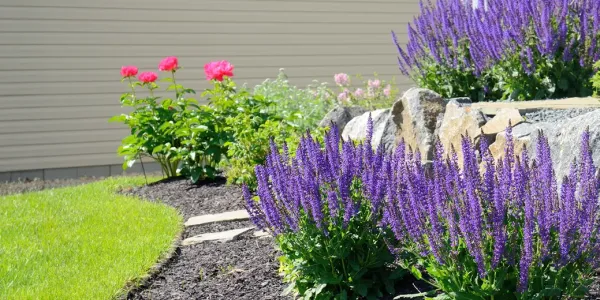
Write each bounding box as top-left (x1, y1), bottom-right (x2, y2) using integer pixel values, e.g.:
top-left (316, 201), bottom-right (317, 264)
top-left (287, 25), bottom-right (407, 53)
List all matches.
top-left (123, 177), bottom-right (431, 300)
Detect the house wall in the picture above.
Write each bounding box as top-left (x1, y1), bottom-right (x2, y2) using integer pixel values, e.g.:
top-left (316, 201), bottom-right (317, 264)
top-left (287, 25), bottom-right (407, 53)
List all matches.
top-left (0, 0), bottom-right (419, 181)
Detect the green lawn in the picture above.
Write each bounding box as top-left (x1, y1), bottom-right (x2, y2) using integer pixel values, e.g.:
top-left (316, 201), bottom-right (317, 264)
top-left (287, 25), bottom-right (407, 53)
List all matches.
top-left (0, 176), bottom-right (182, 300)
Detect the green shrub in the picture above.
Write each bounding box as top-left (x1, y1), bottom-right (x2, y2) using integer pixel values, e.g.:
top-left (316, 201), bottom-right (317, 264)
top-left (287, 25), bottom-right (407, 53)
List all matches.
top-left (592, 61), bottom-right (600, 97)
top-left (203, 70), bottom-right (330, 188)
top-left (202, 77), bottom-right (293, 187)
top-left (253, 69), bottom-right (334, 131)
top-left (111, 58), bottom-right (227, 182)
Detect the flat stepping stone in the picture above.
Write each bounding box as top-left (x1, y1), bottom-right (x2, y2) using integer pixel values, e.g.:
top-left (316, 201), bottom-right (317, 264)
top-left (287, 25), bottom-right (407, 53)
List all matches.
top-left (253, 230), bottom-right (271, 238)
top-left (182, 227), bottom-right (254, 246)
top-left (184, 210), bottom-right (249, 227)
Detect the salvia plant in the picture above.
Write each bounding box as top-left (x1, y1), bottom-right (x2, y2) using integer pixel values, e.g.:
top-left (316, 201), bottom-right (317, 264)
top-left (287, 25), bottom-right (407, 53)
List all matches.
top-left (393, 0), bottom-right (600, 101)
top-left (243, 120), bottom-right (408, 299)
top-left (384, 124), bottom-right (600, 299)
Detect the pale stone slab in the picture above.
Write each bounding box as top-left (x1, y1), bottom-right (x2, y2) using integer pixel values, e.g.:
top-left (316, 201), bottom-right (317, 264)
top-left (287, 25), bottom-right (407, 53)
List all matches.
top-left (481, 108), bottom-right (524, 135)
top-left (184, 210), bottom-right (249, 227)
top-left (182, 227), bottom-right (254, 246)
top-left (253, 230), bottom-right (271, 238)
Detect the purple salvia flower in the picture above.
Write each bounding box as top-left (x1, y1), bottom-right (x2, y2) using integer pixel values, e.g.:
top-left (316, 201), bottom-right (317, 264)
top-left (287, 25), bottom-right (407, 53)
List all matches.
top-left (243, 184), bottom-right (267, 230)
top-left (518, 158), bottom-right (535, 292)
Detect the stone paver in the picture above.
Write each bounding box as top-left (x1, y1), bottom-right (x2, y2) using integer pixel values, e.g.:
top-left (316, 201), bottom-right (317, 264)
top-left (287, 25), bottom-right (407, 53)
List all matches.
top-left (253, 230), bottom-right (271, 238)
top-left (184, 209), bottom-right (249, 227)
top-left (182, 227), bottom-right (255, 246)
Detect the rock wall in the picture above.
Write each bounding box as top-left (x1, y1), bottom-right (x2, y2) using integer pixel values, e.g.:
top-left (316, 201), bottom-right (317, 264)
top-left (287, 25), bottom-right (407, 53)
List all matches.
top-left (324, 88), bottom-right (600, 178)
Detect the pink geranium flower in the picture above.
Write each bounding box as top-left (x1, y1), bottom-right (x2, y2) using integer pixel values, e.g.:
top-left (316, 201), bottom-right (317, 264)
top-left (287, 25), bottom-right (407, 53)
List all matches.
top-left (120, 65), bottom-right (138, 78)
top-left (334, 73), bottom-right (350, 86)
top-left (158, 56), bottom-right (179, 72)
top-left (204, 60), bottom-right (234, 81)
top-left (138, 72), bottom-right (158, 83)
top-left (354, 88), bottom-right (365, 99)
top-left (368, 79), bottom-right (381, 89)
top-left (383, 84), bottom-right (392, 97)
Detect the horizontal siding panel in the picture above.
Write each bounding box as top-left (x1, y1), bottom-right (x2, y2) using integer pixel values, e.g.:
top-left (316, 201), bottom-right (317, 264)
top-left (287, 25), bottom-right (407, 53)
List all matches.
top-left (0, 7), bottom-right (413, 23)
top-left (0, 117), bottom-right (122, 134)
top-left (0, 153), bottom-right (122, 172)
top-left (0, 141), bottom-right (118, 159)
top-left (0, 105), bottom-right (126, 121)
top-left (0, 94), bottom-right (118, 109)
top-left (0, 32), bottom-right (403, 46)
top-left (0, 129), bottom-right (125, 147)
top-left (0, 20), bottom-right (407, 34)
top-left (0, 55), bottom-right (400, 74)
top-left (0, 1), bottom-right (419, 13)
top-left (0, 44), bottom-right (405, 58)
top-left (0, 68), bottom-right (406, 85)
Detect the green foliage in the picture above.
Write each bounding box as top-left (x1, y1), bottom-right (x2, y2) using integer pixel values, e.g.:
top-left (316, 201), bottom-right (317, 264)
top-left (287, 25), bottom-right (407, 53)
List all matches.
top-left (409, 229), bottom-right (594, 300)
top-left (205, 73), bottom-right (329, 188)
top-left (276, 199), bottom-right (405, 300)
top-left (110, 71), bottom-right (227, 183)
top-left (414, 62), bottom-right (491, 102)
top-left (492, 50), bottom-right (594, 101)
top-left (592, 61), bottom-right (600, 97)
top-left (253, 69), bottom-right (334, 131)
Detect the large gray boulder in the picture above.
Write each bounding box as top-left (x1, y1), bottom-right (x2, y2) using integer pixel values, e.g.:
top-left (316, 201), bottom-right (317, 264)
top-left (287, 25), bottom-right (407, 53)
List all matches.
top-left (319, 106), bottom-right (367, 132)
top-left (529, 110), bottom-right (600, 180)
top-left (487, 110), bottom-right (600, 181)
top-left (342, 109), bottom-right (391, 150)
top-left (386, 88), bottom-right (446, 160)
top-left (438, 99), bottom-right (487, 163)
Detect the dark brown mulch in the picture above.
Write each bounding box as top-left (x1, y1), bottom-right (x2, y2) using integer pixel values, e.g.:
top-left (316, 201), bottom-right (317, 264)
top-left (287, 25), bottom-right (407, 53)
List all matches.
top-left (123, 177), bottom-right (288, 300)
top-left (123, 177), bottom-right (432, 300)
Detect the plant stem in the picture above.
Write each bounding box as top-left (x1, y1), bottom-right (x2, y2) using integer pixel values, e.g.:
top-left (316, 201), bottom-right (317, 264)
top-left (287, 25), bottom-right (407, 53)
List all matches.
top-left (128, 77), bottom-right (136, 99)
top-left (171, 71), bottom-right (179, 99)
top-left (139, 153), bottom-right (148, 184)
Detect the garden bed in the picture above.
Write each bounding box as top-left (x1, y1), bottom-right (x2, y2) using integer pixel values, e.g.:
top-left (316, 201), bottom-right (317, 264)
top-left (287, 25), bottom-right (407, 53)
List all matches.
top-left (123, 178), bottom-right (432, 300)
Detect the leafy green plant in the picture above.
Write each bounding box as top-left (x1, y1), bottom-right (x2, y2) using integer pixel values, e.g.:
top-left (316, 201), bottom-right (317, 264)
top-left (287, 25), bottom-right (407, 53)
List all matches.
top-left (592, 60), bottom-right (600, 97)
top-left (203, 70), bottom-right (328, 188)
top-left (253, 69), bottom-right (334, 132)
top-left (110, 58), bottom-right (227, 183)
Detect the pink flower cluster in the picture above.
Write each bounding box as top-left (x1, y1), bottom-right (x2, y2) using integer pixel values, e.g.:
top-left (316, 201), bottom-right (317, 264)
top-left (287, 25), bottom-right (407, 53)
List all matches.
top-left (120, 56), bottom-right (236, 85)
top-left (204, 60), bottom-right (234, 81)
top-left (334, 73), bottom-right (350, 86)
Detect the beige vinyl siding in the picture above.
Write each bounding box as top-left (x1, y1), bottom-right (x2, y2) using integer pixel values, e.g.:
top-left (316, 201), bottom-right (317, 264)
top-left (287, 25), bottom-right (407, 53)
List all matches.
top-left (0, 0), bottom-right (419, 174)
